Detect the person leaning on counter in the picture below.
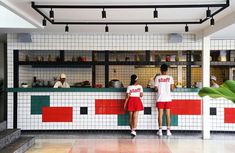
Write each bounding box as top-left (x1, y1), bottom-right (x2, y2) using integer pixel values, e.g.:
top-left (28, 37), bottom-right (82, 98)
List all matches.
top-left (53, 73), bottom-right (70, 88)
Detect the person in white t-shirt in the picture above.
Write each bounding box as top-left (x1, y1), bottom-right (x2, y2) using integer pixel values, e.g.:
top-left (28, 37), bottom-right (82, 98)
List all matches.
top-left (53, 73), bottom-right (70, 88)
top-left (210, 75), bottom-right (219, 88)
top-left (124, 74), bottom-right (144, 137)
top-left (155, 64), bottom-right (174, 136)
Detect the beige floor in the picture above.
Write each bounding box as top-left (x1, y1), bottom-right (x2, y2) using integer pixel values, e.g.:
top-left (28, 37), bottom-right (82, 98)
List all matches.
top-left (26, 138), bottom-right (235, 153)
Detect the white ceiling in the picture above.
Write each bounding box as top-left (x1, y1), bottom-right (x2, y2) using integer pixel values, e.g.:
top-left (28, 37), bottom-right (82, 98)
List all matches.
top-left (0, 5), bottom-right (35, 28)
top-left (0, 0), bottom-right (235, 38)
top-left (211, 23), bottom-right (235, 39)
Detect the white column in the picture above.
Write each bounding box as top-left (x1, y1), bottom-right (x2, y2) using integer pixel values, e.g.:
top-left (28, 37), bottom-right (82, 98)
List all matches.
top-left (177, 51), bottom-right (183, 84)
top-left (202, 36), bottom-right (211, 139)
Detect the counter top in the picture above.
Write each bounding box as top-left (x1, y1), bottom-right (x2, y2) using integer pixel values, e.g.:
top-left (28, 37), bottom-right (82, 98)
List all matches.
top-left (7, 88), bottom-right (199, 92)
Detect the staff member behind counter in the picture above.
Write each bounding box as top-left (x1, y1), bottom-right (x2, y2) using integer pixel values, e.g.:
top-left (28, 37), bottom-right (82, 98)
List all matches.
top-left (210, 75), bottom-right (219, 88)
top-left (53, 73), bottom-right (70, 88)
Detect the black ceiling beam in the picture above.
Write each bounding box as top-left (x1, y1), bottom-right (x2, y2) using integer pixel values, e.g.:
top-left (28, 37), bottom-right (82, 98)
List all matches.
top-left (31, 0), bottom-right (229, 26)
top-left (31, 2), bottom-right (53, 24)
top-left (201, 5), bottom-right (228, 23)
top-left (53, 21), bottom-right (201, 25)
top-left (31, 2), bottom-right (227, 9)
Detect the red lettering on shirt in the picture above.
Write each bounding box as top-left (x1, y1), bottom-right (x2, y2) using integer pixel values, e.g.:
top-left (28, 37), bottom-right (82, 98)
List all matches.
top-left (130, 88), bottom-right (141, 93)
top-left (158, 78), bottom-right (170, 82)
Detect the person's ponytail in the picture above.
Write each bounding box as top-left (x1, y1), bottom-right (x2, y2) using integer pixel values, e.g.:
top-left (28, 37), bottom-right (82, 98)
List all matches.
top-left (130, 74), bottom-right (138, 85)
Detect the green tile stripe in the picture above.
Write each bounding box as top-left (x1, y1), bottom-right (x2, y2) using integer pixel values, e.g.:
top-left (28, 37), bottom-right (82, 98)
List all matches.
top-left (162, 110), bottom-right (178, 126)
top-left (118, 113), bottom-right (129, 126)
top-left (7, 88), bottom-right (199, 93)
top-left (31, 96), bottom-right (50, 115)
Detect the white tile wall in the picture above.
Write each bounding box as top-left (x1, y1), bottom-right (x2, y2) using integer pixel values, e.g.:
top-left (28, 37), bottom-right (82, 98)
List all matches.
top-left (17, 91), bottom-right (202, 130)
top-left (7, 33), bottom-right (235, 129)
top-left (7, 33), bottom-right (235, 86)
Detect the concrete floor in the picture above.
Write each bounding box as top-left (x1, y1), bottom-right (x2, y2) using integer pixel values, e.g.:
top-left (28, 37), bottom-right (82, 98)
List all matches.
top-left (24, 131), bottom-right (235, 153)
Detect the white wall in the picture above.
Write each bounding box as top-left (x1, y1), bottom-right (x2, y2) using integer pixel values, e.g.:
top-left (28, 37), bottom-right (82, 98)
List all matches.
top-left (6, 33), bottom-right (235, 128)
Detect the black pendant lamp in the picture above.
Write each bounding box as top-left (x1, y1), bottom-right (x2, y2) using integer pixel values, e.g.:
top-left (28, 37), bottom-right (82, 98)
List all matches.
top-left (185, 24), bottom-right (189, 32)
top-left (145, 24), bottom-right (149, 32)
top-left (210, 17), bottom-right (215, 26)
top-left (42, 18), bottom-right (46, 26)
top-left (102, 8), bottom-right (106, 18)
top-left (153, 8), bottom-right (158, 18)
top-left (50, 8), bottom-right (54, 19)
top-left (65, 24), bottom-right (69, 32)
top-left (206, 7), bottom-right (211, 18)
top-left (105, 24), bottom-right (109, 32)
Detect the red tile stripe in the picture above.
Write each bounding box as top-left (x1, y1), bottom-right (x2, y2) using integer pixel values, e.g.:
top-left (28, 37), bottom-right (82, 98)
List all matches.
top-left (224, 108), bottom-right (235, 123)
top-left (42, 107), bottom-right (73, 122)
top-left (171, 100), bottom-right (201, 115)
top-left (95, 99), bottom-right (125, 115)
top-left (95, 99), bottom-right (201, 115)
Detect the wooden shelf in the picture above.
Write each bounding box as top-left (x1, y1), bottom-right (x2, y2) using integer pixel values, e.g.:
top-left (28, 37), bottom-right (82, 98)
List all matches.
top-left (210, 61), bottom-right (235, 66)
top-left (18, 61), bottom-right (93, 68)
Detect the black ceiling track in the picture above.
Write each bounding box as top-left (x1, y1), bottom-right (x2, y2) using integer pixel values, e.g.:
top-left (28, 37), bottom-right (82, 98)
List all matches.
top-left (31, 0), bottom-right (229, 26)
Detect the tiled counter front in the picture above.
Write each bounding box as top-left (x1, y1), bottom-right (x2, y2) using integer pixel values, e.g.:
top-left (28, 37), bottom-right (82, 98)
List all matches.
top-left (7, 88), bottom-right (235, 131)
top-left (7, 88), bottom-right (204, 130)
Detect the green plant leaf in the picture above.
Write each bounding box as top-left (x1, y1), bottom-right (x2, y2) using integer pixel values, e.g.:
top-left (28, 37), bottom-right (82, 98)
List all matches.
top-left (198, 80), bottom-right (235, 103)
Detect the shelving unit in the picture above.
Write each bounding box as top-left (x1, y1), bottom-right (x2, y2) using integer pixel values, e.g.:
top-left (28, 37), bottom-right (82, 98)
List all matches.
top-left (15, 50), bottom-right (235, 88)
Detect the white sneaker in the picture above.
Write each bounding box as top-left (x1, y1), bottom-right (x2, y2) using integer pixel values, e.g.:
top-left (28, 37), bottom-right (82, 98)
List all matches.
top-left (167, 130), bottom-right (172, 136)
top-left (157, 129), bottom-right (163, 136)
top-left (131, 130), bottom-right (136, 136)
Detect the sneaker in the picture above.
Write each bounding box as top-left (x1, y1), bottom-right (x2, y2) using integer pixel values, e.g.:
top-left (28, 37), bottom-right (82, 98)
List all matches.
top-left (157, 129), bottom-right (163, 136)
top-left (131, 130), bottom-right (136, 136)
top-left (167, 130), bottom-right (172, 136)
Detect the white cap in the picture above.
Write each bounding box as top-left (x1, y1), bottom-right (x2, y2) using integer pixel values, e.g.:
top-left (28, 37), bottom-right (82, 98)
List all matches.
top-left (210, 75), bottom-right (216, 81)
top-left (60, 73), bottom-right (66, 79)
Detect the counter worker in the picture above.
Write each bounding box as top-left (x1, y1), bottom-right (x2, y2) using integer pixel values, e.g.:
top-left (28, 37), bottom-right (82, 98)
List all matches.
top-left (210, 75), bottom-right (219, 88)
top-left (155, 64), bottom-right (174, 136)
top-left (53, 73), bottom-right (70, 88)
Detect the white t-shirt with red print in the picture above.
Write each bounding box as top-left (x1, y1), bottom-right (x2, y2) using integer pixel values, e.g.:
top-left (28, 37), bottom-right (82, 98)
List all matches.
top-left (155, 75), bottom-right (174, 102)
top-left (126, 84), bottom-right (143, 97)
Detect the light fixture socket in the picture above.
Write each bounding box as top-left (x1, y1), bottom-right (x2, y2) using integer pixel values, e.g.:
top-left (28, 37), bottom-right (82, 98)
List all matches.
top-left (206, 8), bottom-right (211, 18)
top-left (105, 24), bottom-right (109, 32)
top-left (65, 25), bottom-right (69, 32)
top-left (153, 8), bottom-right (158, 18)
top-left (42, 18), bottom-right (46, 26)
top-left (50, 8), bottom-right (54, 19)
top-left (145, 24), bottom-right (149, 32)
top-left (102, 8), bottom-right (106, 18)
top-left (210, 17), bottom-right (215, 26)
top-left (185, 24), bottom-right (189, 32)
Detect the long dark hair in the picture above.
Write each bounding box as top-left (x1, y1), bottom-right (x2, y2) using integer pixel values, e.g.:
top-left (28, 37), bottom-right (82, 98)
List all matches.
top-left (130, 74), bottom-right (138, 85)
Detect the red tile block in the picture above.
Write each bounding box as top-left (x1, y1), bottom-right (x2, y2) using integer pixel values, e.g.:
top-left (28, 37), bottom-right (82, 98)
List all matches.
top-left (95, 99), bottom-right (126, 115)
top-left (42, 107), bottom-right (73, 122)
top-left (224, 108), bottom-right (235, 123)
top-left (171, 100), bottom-right (201, 115)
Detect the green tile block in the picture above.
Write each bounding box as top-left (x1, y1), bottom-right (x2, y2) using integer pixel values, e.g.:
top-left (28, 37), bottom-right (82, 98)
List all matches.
top-left (31, 96), bottom-right (50, 115)
top-left (162, 111), bottom-right (178, 126)
top-left (118, 113), bottom-right (129, 126)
